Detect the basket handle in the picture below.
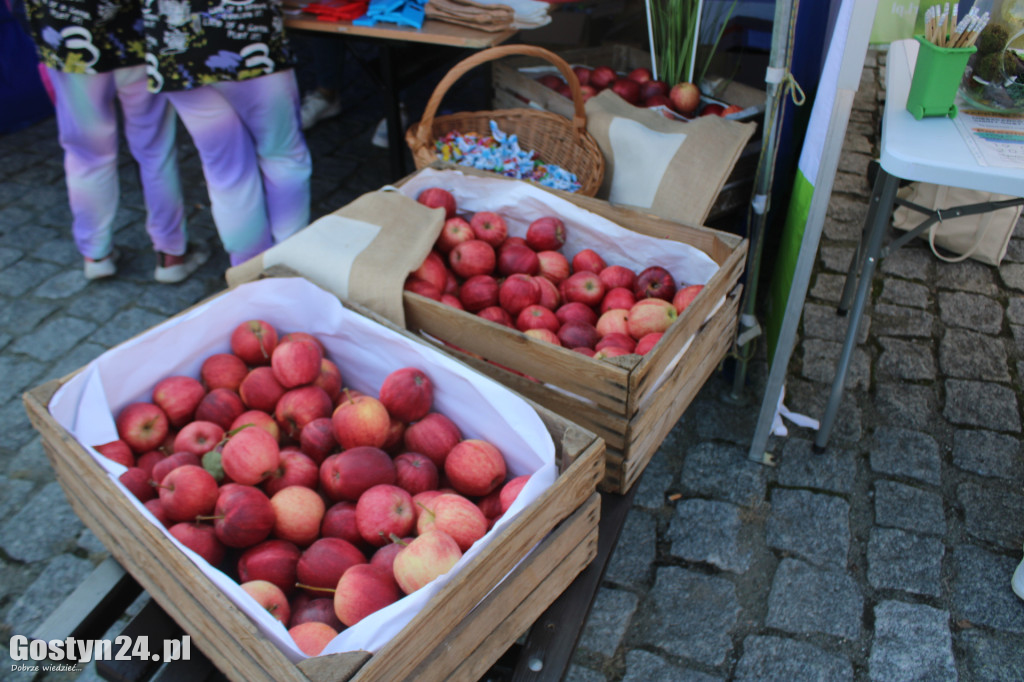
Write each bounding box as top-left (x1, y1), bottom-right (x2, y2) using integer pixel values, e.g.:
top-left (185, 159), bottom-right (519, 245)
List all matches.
top-left (414, 44), bottom-right (589, 148)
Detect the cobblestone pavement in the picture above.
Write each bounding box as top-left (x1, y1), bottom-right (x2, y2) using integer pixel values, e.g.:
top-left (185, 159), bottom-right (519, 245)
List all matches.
top-left (2, 49), bottom-right (1024, 681)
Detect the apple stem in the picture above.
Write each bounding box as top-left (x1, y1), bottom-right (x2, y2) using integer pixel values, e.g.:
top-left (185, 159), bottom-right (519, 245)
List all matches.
top-left (388, 533), bottom-right (409, 547)
top-left (194, 514), bottom-right (224, 522)
top-left (225, 423), bottom-right (254, 438)
top-left (295, 583), bottom-right (336, 594)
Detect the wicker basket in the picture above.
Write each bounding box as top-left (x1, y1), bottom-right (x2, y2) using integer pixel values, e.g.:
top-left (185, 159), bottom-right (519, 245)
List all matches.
top-left (405, 44), bottom-right (605, 196)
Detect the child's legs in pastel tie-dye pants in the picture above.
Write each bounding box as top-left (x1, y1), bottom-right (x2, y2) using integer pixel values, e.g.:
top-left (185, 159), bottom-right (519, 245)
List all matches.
top-left (48, 65), bottom-right (186, 260)
top-left (167, 70), bottom-right (312, 265)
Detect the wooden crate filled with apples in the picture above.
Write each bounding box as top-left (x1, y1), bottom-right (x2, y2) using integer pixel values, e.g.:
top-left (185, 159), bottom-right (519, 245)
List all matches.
top-left (22, 277), bottom-right (604, 682)
top-left (390, 166), bottom-right (746, 494)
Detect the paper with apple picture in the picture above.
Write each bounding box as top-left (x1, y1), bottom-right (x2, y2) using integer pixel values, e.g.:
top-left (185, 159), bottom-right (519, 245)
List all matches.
top-left (47, 277), bottom-right (557, 662)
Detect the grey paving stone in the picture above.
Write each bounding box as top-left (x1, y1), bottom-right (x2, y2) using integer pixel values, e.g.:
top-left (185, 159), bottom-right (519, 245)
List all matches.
top-left (938, 328), bottom-right (1010, 381)
top-left (867, 527), bottom-right (945, 597)
top-left (938, 291), bottom-right (1004, 333)
top-left (784, 380), bottom-right (863, 445)
top-left (958, 482), bottom-right (1024, 550)
top-left (952, 545), bottom-right (1024, 633)
top-left (823, 216), bottom-right (863, 242)
top-left (0, 399), bottom-right (39, 451)
top-left (9, 315), bottom-right (97, 362)
top-left (621, 649), bottom-right (722, 682)
top-left (830, 170), bottom-right (869, 198)
top-left (0, 481), bottom-right (84, 562)
top-left (638, 566), bottom-right (739, 666)
top-left (0, 298), bottom-right (58, 336)
top-left (0, 259), bottom-right (61, 297)
top-left (877, 336), bottom-right (936, 380)
top-left (952, 429), bottom-right (1024, 481)
top-left (765, 558), bottom-right (862, 640)
top-left (31, 236), bottom-right (80, 266)
top-left (944, 379), bottom-right (1022, 432)
top-left (605, 509), bottom-right (656, 586)
top-left (689, 392), bottom-right (757, 446)
top-left (668, 499), bottom-right (753, 574)
top-left (735, 635), bottom-right (853, 682)
top-left (871, 303), bottom-right (935, 337)
top-left (875, 383), bottom-right (939, 430)
top-left (766, 489), bottom-right (850, 569)
top-left (65, 283), bottom-right (135, 323)
top-left (1013, 324), bottom-right (1024, 355)
top-left (934, 259), bottom-right (1000, 295)
top-left (1001, 263), bottom-right (1024, 293)
top-left (0, 331), bottom-right (11, 351)
top-left (679, 442), bottom-right (768, 508)
top-left (578, 587), bottom-right (638, 654)
top-left (826, 194), bottom-right (869, 226)
top-left (808, 273), bottom-right (848, 304)
top-left (837, 151), bottom-right (871, 178)
top-left (0, 476), bottom-right (35, 520)
top-left (0, 354), bottom-right (47, 405)
top-left (77, 528), bottom-right (110, 556)
top-left (879, 278), bottom-right (931, 308)
top-left (869, 600), bottom-right (956, 682)
top-left (800, 338), bottom-right (870, 390)
top-left (801, 303), bottom-right (869, 344)
top-left (631, 447), bottom-right (673, 510)
top-left (870, 426), bottom-right (942, 485)
top-left (820, 246), bottom-right (855, 273)
top-left (88, 308), bottom-right (169, 348)
top-left (1008, 297), bottom-right (1024, 325)
top-left (0, 246), bottom-right (23, 269)
top-left (3, 554), bottom-right (94, 636)
top-left (880, 246), bottom-right (934, 281)
top-left (1008, 238), bottom-right (1024, 263)
top-left (873, 479), bottom-right (946, 536)
top-left (959, 629), bottom-right (1024, 681)
top-left (565, 664), bottom-right (605, 682)
top-left (35, 270), bottom-right (91, 299)
top-left (776, 438), bottom-right (858, 494)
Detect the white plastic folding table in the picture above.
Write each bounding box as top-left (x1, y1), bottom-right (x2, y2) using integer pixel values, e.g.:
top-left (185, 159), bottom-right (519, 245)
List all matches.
top-left (813, 37), bottom-right (1024, 450)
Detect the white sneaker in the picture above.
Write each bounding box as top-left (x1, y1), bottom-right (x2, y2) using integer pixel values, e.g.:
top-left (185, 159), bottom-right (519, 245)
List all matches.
top-left (155, 246), bottom-right (209, 284)
top-left (1013, 551), bottom-right (1024, 601)
top-left (301, 91), bottom-right (342, 130)
top-left (372, 105), bottom-right (409, 148)
top-left (83, 249), bottom-right (118, 280)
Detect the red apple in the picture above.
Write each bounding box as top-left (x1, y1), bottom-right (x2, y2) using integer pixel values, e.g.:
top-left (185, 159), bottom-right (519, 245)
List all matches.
top-left (573, 347), bottom-right (596, 357)
top-left (594, 346), bottom-right (633, 361)
top-left (627, 67), bottom-right (652, 83)
top-left (557, 321), bottom-right (600, 349)
top-left (151, 451), bottom-right (200, 484)
top-left (635, 332), bottom-right (663, 355)
top-left (118, 467), bottom-right (156, 502)
top-left (355, 484), bottom-right (415, 548)
top-left (458, 274), bottom-right (499, 312)
top-left (170, 522), bottom-right (225, 566)
top-left (237, 539), bottom-right (301, 594)
top-left (641, 79), bottom-right (670, 100)
top-left (331, 394), bottom-right (391, 450)
top-left (314, 359), bottom-right (343, 403)
top-left (320, 446), bottom-right (396, 502)
top-left (499, 475), bottom-right (530, 513)
top-left (116, 402), bottom-right (169, 454)
top-left (173, 420), bottom-right (225, 456)
top-left (634, 265), bottom-right (677, 301)
top-left (444, 439), bottom-right (507, 497)
top-left (392, 530), bottom-right (462, 594)
top-left (571, 249), bottom-right (606, 274)
top-left (416, 492), bottom-right (488, 551)
top-left (524, 328), bottom-right (561, 345)
top-left (596, 333), bottom-right (637, 353)
top-left (321, 501), bottom-right (366, 549)
top-left (289, 622), bottom-right (337, 657)
top-left (144, 498), bottom-right (170, 527)
top-left (536, 250), bottom-right (571, 284)
top-left (158, 464), bottom-right (219, 522)
top-left (296, 537), bottom-right (367, 594)
top-left (416, 187), bottom-right (456, 219)
top-left (610, 77), bottom-right (641, 104)
top-left (239, 366), bottom-right (286, 413)
top-left (394, 452), bottom-right (439, 495)
top-left (562, 271), bottom-right (605, 308)
top-left (579, 84), bottom-right (598, 101)
top-left (701, 103), bottom-right (725, 117)
top-left (369, 539), bottom-right (408, 573)
top-left (272, 338), bottom-right (323, 389)
top-left (596, 308), bottom-right (630, 337)
top-left (136, 450), bottom-right (166, 477)
top-left (241, 579), bottom-right (291, 624)
top-left (516, 305), bottom-right (560, 334)
top-left (264, 449), bottom-right (319, 497)
top-left (152, 376), bottom-right (206, 428)
top-left (194, 388), bottom-right (245, 431)
top-left (556, 301), bottom-right (599, 327)
top-left (440, 293), bottom-right (464, 310)
top-left (200, 353), bottom-right (248, 392)
top-left (383, 416), bottom-right (406, 453)
top-left (627, 298), bottom-right (679, 338)
top-left (469, 211), bottom-right (508, 247)
top-left (600, 286), bottom-right (636, 314)
top-left (270, 485), bottom-right (325, 547)
top-left (404, 277), bottom-right (442, 301)
top-left (572, 65), bottom-right (591, 86)
top-left (525, 217), bottom-right (566, 251)
top-left (669, 81), bottom-right (701, 116)
top-left (379, 367), bottom-right (433, 423)
top-left (436, 216), bottom-right (474, 253)
top-left (449, 239), bottom-right (496, 279)
top-left (220, 424), bottom-right (280, 485)
top-left (94, 439), bottom-right (134, 467)
top-left (537, 73), bottom-right (564, 90)
top-left (673, 284), bottom-right (704, 313)
top-left (290, 597), bottom-right (343, 631)
top-left (280, 332), bottom-right (326, 355)
top-left (599, 265), bottom-right (637, 292)
top-left (497, 243), bottom-right (540, 276)
top-left (334, 564), bottom-right (400, 626)
top-left (411, 251), bottom-right (448, 293)
top-left (231, 409), bottom-right (280, 443)
top-left (478, 305), bottom-right (513, 327)
top-left (299, 417), bottom-right (337, 464)
top-left (231, 319), bottom-right (278, 367)
top-left (209, 484), bottom-right (275, 548)
top-left (477, 490), bottom-right (503, 519)
top-left (498, 273), bottom-right (541, 316)
top-left (590, 65), bottom-right (617, 89)
top-left (403, 413), bottom-right (462, 469)
top-left (644, 94), bottom-right (675, 111)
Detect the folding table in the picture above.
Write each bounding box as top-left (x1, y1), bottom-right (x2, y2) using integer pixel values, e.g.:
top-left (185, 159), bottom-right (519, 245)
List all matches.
top-left (814, 37), bottom-right (1024, 450)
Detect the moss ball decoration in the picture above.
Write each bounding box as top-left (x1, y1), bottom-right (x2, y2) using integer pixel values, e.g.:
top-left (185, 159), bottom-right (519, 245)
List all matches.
top-left (974, 52), bottom-right (1005, 82)
top-left (976, 24), bottom-right (1009, 55)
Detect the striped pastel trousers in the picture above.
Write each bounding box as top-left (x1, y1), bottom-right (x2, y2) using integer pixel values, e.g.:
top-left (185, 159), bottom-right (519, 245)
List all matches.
top-left (166, 69), bottom-right (312, 265)
top-left (48, 64), bottom-right (187, 260)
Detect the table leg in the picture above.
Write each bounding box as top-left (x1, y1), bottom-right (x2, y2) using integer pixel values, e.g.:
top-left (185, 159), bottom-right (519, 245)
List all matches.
top-left (379, 43), bottom-right (406, 179)
top-left (838, 168), bottom-right (888, 313)
top-left (814, 168), bottom-right (900, 452)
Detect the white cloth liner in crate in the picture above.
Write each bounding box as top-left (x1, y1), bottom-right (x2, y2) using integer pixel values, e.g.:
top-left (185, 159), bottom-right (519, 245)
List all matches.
top-left (47, 277), bottom-right (557, 662)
